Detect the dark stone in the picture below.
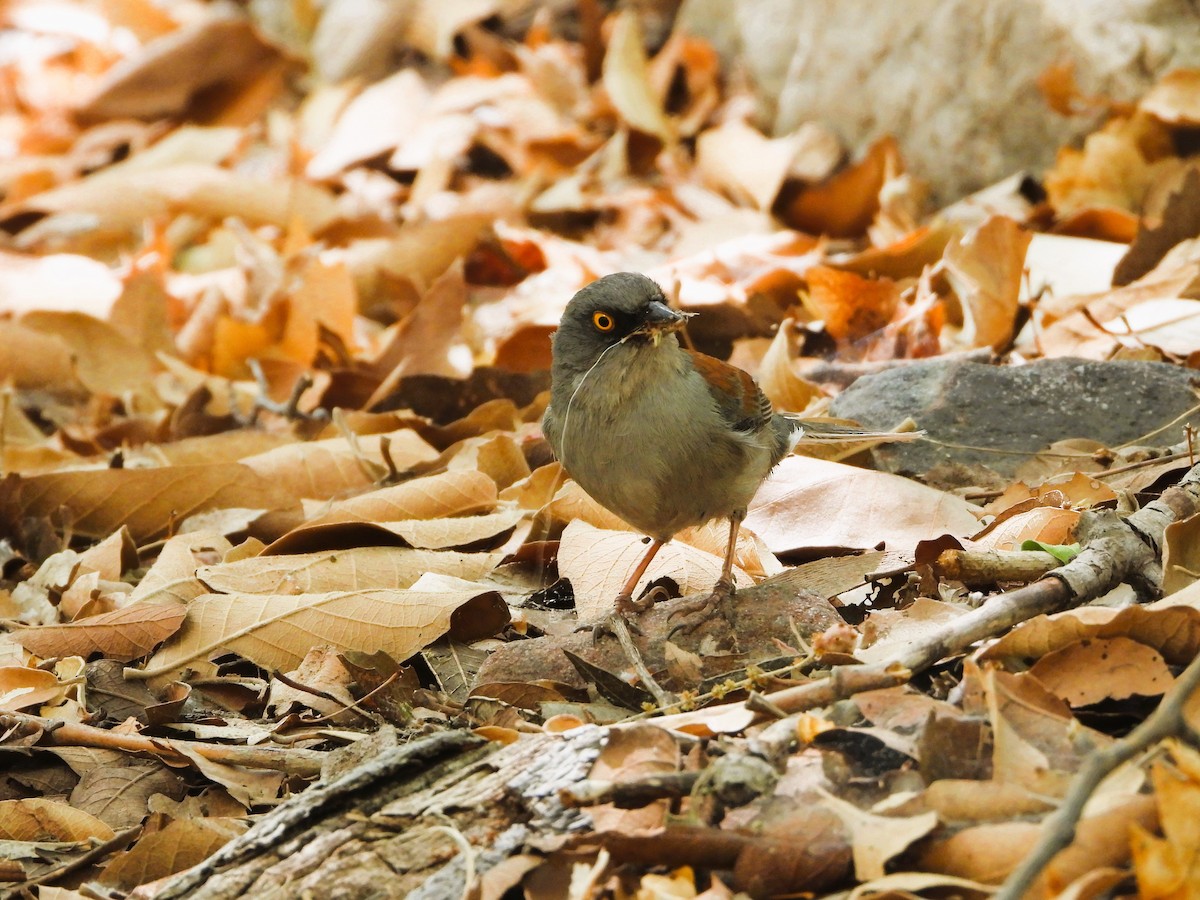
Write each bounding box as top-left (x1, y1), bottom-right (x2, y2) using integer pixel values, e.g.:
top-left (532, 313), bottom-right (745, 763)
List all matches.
top-left (830, 358), bottom-right (1200, 483)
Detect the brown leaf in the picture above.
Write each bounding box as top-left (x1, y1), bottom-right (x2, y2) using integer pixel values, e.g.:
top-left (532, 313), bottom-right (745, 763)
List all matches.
top-left (1028, 636), bottom-right (1174, 706)
top-left (197, 547), bottom-right (503, 594)
top-left (0, 667), bottom-right (66, 712)
top-left (239, 429), bottom-right (438, 501)
top-left (0, 797), bottom-right (115, 842)
top-left (70, 760), bottom-right (185, 829)
top-left (305, 469), bottom-right (498, 525)
top-left (140, 586), bottom-right (507, 679)
top-left (802, 266), bottom-right (901, 342)
top-left (0, 464), bottom-right (297, 543)
top-left (1140, 68), bottom-right (1200, 126)
top-left (100, 817), bottom-right (247, 891)
top-left (76, 14), bottom-right (285, 122)
top-left (744, 457), bottom-right (981, 556)
top-left (11, 601), bottom-right (187, 662)
top-left (940, 215), bottom-right (1032, 349)
top-left (779, 136), bottom-right (898, 238)
top-left (602, 11), bottom-right (673, 143)
top-left (557, 520), bottom-right (751, 621)
top-left (1115, 166), bottom-right (1200, 286)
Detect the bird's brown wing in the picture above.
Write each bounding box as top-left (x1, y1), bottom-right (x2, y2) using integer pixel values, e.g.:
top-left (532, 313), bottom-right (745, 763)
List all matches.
top-left (684, 350), bottom-right (774, 434)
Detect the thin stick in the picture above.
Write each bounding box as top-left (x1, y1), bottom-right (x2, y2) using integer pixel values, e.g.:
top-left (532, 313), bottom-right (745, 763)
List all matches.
top-left (606, 613), bottom-right (676, 710)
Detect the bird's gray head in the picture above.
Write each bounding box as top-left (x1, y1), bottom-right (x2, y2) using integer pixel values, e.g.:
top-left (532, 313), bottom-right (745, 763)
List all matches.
top-left (550, 273), bottom-right (689, 377)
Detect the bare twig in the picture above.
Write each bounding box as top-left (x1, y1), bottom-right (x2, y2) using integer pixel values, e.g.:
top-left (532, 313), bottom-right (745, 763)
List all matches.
top-left (604, 613), bottom-right (676, 710)
top-left (247, 359), bottom-right (329, 423)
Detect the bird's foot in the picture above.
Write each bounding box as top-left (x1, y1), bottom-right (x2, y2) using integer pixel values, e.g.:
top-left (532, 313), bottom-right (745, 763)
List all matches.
top-left (578, 592), bottom-right (650, 643)
top-left (668, 577), bottom-right (738, 642)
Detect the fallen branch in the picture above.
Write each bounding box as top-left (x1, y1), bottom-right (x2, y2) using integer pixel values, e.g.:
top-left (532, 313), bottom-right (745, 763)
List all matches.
top-left (0, 712), bottom-right (327, 777)
top-left (750, 461), bottom-right (1200, 717)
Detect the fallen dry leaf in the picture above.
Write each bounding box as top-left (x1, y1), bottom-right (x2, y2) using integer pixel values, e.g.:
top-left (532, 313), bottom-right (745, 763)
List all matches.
top-left (139, 586), bottom-right (507, 680)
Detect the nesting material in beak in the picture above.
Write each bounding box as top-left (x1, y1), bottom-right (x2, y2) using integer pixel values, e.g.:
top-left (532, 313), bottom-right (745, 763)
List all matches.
top-left (630, 300), bottom-right (693, 346)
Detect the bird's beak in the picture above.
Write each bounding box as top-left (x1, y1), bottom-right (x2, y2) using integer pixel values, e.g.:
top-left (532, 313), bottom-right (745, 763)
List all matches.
top-left (634, 301), bottom-right (693, 347)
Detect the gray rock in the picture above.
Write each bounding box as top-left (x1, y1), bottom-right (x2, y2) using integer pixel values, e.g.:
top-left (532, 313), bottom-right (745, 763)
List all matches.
top-left (678, 0), bottom-right (1200, 204)
top-left (829, 358), bottom-right (1200, 482)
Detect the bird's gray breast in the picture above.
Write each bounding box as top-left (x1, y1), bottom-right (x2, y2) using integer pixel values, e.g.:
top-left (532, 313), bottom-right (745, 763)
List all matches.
top-left (545, 344), bottom-right (771, 539)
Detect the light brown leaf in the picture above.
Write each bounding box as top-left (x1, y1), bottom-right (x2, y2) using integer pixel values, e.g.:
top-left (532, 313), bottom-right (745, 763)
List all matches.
top-left (306, 69), bottom-right (431, 179)
top-left (1029, 637), bottom-right (1174, 707)
top-left (198, 547), bottom-right (503, 594)
top-left (21, 165), bottom-right (338, 233)
top-left (941, 215), bottom-right (1032, 349)
top-left (239, 429), bottom-right (438, 501)
top-left (0, 250), bottom-right (123, 316)
top-left (602, 11), bottom-right (673, 142)
top-left (100, 817), bottom-right (247, 891)
top-left (1140, 69), bottom-right (1200, 127)
top-left (10, 601), bottom-right (186, 662)
top-left (558, 520), bottom-right (751, 621)
top-left (0, 798), bottom-right (115, 842)
top-left (0, 464), bottom-right (297, 543)
top-left (756, 318), bottom-right (824, 414)
top-left (744, 456), bottom-right (981, 556)
top-left (140, 587), bottom-right (505, 680)
top-left (129, 532), bottom-right (232, 605)
top-left (0, 667), bottom-right (67, 712)
top-left (309, 469), bottom-right (497, 525)
top-left (367, 509), bottom-right (526, 549)
top-left (76, 14), bottom-right (284, 121)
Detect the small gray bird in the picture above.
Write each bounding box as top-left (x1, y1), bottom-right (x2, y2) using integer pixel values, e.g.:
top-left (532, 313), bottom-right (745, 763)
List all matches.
top-left (542, 272), bottom-right (801, 626)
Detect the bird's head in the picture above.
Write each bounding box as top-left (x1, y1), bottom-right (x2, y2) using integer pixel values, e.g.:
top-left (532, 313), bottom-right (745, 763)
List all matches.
top-left (550, 273), bottom-right (691, 374)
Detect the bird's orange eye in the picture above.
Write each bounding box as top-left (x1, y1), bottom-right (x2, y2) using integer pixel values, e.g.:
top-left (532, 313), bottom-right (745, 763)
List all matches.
top-left (592, 311), bottom-right (615, 332)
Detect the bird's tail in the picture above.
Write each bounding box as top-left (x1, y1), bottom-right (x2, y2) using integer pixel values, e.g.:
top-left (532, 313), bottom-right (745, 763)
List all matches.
top-left (782, 416), bottom-right (924, 455)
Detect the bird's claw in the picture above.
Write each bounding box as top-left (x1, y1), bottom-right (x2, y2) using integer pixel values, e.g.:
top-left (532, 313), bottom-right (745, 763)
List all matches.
top-left (579, 597), bottom-right (647, 645)
top-left (667, 579), bottom-right (738, 642)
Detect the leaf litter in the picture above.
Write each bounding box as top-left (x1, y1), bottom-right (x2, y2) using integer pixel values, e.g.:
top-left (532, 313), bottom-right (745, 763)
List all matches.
top-left (3, 1), bottom-right (1200, 897)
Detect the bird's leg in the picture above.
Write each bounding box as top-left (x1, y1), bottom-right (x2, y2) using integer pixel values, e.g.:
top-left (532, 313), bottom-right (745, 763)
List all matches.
top-left (615, 538), bottom-right (666, 614)
top-left (668, 512), bottom-right (743, 639)
top-left (589, 537), bottom-right (676, 708)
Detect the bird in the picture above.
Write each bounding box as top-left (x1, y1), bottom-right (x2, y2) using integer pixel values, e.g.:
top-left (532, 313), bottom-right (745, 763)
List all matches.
top-left (542, 271), bottom-right (804, 633)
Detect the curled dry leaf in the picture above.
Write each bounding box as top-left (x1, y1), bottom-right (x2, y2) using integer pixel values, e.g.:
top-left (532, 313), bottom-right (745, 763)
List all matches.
top-left (602, 10), bottom-right (673, 143)
top-left (940, 215), bottom-right (1032, 350)
top-left (0, 667), bottom-right (67, 712)
top-left (983, 584), bottom-right (1200, 666)
top-left (755, 318), bottom-right (824, 414)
